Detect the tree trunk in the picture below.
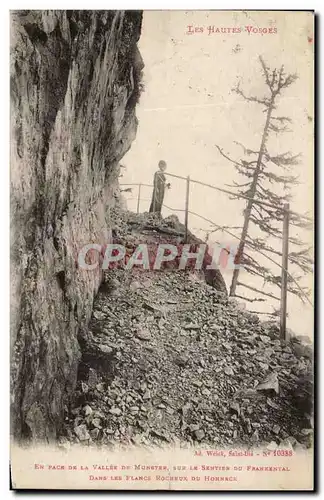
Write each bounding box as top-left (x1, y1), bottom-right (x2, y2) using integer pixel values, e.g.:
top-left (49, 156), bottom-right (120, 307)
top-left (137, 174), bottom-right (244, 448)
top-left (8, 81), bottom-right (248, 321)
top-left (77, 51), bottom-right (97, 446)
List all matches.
top-left (230, 98), bottom-right (274, 296)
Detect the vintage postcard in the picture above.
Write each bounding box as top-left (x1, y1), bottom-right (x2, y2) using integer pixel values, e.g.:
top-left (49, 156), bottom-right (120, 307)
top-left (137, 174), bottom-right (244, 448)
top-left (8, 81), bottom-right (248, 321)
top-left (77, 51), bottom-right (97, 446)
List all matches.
top-left (10, 10), bottom-right (314, 490)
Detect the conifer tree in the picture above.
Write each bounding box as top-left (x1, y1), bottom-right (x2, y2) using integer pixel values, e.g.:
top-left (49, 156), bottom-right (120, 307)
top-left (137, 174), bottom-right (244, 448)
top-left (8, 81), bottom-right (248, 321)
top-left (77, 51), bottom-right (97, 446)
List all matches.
top-left (216, 56), bottom-right (313, 307)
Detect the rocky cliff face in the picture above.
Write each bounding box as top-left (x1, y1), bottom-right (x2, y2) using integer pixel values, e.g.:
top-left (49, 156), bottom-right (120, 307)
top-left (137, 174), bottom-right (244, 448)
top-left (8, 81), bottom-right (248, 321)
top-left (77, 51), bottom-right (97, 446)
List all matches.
top-left (10, 10), bottom-right (143, 442)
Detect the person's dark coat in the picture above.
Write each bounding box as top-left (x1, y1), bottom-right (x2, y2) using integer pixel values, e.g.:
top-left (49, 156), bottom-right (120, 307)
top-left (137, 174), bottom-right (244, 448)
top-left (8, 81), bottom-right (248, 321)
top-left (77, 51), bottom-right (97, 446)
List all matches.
top-left (149, 171), bottom-right (166, 214)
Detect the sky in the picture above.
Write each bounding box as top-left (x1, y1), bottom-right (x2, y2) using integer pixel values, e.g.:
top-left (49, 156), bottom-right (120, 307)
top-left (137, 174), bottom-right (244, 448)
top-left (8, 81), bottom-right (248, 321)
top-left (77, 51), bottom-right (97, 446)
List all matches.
top-left (122, 10), bottom-right (314, 338)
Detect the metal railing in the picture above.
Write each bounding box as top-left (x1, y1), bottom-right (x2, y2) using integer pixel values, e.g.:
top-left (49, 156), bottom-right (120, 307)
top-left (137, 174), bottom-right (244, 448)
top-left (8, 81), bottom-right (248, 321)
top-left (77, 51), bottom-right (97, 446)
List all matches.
top-left (120, 173), bottom-right (312, 339)
top-left (120, 183), bottom-right (153, 214)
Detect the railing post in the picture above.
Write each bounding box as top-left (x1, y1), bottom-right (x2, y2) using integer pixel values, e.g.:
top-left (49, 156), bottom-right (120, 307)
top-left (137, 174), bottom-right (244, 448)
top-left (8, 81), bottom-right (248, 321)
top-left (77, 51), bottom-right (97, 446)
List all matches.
top-left (280, 203), bottom-right (290, 340)
top-left (137, 183), bottom-right (142, 214)
top-left (184, 176), bottom-right (190, 243)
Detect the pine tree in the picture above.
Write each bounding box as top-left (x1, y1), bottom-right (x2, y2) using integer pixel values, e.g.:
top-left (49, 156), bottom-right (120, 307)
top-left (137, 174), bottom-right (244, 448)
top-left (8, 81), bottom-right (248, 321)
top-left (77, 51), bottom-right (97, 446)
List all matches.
top-left (216, 56), bottom-right (313, 308)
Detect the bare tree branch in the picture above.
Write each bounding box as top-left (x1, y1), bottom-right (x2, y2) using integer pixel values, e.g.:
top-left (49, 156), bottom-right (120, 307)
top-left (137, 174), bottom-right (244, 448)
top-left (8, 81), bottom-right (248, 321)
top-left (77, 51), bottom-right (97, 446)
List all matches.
top-left (237, 281), bottom-right (281, 301)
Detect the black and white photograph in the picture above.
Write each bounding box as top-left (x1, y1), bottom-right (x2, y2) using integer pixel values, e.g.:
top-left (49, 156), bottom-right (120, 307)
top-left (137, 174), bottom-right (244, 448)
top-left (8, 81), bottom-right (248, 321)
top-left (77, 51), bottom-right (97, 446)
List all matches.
top-left (10, 9), bottom-right (314, 490)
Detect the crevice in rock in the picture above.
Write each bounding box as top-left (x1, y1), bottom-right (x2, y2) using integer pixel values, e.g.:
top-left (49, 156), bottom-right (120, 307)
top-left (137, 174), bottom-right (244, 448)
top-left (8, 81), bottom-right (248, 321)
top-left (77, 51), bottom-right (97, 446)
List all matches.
top-left (24, 23), bottom-right (48, 44)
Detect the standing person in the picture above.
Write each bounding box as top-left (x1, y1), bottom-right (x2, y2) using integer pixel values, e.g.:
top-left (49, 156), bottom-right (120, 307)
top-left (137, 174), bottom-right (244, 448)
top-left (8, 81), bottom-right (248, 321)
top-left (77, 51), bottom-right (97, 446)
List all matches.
top-left (149, 160), bottom-right (171, 215)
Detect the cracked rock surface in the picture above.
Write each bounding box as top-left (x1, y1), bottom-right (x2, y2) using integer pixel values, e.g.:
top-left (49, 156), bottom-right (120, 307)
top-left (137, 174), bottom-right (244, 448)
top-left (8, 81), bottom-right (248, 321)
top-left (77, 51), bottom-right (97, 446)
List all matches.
top-left (10, 10), bottom-right (143, 441)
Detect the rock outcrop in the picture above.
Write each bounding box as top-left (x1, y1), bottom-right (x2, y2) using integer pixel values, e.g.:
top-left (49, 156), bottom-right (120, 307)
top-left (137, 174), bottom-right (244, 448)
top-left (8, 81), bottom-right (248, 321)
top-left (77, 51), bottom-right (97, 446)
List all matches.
top-left (10, 10), bottom-right (143, 441)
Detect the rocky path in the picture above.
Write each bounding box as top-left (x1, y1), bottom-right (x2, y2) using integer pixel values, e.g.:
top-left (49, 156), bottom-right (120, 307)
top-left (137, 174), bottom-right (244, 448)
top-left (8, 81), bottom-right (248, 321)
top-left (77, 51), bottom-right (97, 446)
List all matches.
top-left (62, 211), bottom-right (313, 451)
